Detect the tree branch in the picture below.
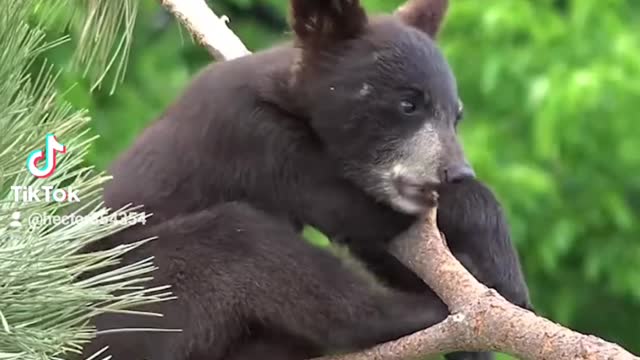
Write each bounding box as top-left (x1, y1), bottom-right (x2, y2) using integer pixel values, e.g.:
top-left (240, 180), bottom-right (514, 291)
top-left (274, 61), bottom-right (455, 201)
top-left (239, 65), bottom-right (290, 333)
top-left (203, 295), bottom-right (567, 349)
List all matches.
top-left (159, 0), bottom-right (250, 61)
top-left (315, 198), bottom-right (639, 360)
top-left (157, 1), bottom-right (640, 359)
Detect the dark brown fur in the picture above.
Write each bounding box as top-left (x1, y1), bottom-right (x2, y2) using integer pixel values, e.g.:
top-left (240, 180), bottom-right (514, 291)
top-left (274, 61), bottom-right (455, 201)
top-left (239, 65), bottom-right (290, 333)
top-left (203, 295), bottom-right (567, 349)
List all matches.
top-left (396, 0), bottom-right (450, 38)
top-left (80, 1), bottom-right (531, 359)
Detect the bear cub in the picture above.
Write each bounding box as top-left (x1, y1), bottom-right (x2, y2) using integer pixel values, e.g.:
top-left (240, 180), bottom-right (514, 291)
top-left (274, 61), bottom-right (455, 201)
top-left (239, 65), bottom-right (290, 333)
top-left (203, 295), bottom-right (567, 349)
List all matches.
top-left (81, 0), bottom-right (532, 359)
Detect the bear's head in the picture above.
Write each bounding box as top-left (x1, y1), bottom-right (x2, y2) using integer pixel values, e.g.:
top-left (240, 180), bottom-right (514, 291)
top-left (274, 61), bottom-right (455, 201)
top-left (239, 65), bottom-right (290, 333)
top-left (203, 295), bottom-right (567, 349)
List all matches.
top-left (288, 0), bottom-right (474, 215)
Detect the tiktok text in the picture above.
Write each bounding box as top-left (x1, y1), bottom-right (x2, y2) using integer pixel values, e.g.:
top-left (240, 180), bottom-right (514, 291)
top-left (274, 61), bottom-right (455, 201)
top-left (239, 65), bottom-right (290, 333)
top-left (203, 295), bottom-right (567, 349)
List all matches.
top-left (10, 185), bottom-right (80, 203)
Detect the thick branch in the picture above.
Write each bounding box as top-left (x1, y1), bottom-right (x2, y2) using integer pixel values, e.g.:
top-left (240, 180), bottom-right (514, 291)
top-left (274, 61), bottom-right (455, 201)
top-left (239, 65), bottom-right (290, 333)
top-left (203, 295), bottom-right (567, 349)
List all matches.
top-left (316, 201), bottom-right (639, 360)
top-left (158, 2), bottom-right (639, 360)
top-left (159, 0), bottom-right (250, 61)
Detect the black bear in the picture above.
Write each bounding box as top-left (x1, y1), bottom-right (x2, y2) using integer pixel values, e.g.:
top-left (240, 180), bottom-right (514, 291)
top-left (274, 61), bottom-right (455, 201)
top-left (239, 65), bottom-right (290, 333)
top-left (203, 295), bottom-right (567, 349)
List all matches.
top-left (81, 0), bottom-right (532, 359)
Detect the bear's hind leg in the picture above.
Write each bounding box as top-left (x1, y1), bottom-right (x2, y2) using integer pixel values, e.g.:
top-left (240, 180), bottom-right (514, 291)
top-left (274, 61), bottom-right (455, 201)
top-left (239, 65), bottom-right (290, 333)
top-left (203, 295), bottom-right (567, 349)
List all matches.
top-left (83, 201), bottom-right (446, 359)
top-left (215, 203), bottom-right (447, 354)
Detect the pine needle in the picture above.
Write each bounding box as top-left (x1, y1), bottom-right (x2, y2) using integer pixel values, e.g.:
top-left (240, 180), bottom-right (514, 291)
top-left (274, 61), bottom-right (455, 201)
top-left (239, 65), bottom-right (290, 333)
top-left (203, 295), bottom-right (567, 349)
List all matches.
top-left (0, 2), bottom-right (170, 360)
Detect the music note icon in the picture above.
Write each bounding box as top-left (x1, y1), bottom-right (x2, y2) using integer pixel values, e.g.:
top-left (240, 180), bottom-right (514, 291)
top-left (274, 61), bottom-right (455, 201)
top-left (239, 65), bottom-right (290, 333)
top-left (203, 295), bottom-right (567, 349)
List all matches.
top-left (26, 134), bottom-right (67, 179)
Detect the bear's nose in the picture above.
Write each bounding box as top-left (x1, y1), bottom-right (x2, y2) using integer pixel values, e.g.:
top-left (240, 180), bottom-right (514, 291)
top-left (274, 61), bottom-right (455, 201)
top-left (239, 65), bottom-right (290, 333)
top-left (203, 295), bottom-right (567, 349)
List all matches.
top-left (442, 164), bottom-right (475, 183)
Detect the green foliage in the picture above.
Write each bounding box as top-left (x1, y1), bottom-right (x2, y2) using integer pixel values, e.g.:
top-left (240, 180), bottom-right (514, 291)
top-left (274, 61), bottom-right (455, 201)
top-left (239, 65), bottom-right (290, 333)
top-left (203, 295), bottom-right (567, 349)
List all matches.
top-left (440, 0), bottom-right (640, 350)
top-left (40, 0), bottom-right (640, 357)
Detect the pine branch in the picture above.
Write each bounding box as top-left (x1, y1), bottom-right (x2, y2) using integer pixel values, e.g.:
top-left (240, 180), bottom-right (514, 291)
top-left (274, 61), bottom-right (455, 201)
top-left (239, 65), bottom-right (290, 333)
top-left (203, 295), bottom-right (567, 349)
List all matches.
top-left (157, 1), bottom-right (639, 359)
top-left (71, 0), bottom-right (139, 93)
top-left (0, 2), bottom-right (172, 359)
top-left (34, 0), bottom-right (140, 93)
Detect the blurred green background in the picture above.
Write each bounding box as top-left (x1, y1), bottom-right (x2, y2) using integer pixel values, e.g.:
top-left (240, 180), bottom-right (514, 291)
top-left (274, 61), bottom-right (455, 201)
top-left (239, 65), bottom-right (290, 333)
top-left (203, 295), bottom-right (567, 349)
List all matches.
top-left (44, 0), bottom-right (640, 357)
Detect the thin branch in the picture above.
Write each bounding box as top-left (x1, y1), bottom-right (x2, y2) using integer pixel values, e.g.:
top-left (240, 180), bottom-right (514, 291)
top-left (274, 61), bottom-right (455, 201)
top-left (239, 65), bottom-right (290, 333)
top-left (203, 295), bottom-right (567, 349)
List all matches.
top-left (157, 2), bottom-right (640, 359)
top-left (158, 0), bottom-right (250, 61)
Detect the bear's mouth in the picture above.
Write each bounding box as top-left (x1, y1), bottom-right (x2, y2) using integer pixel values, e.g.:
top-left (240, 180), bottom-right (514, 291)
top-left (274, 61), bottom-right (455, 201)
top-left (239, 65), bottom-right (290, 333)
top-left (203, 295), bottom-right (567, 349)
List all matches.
top-left (388, 178), bottom-right (440, 215)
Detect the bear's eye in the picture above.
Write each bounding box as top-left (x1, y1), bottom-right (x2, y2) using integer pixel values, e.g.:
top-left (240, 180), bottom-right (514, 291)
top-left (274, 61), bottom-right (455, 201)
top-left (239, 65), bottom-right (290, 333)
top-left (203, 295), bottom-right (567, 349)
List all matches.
top-left (399, 100), bottom-right (417, 115)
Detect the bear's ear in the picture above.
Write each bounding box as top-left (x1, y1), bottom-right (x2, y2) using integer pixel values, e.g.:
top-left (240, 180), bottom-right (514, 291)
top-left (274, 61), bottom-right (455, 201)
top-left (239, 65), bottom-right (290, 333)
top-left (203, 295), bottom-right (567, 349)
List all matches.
top-left (290, 0), bottom-right (368, 46)
top-left (394, 0), bottom-right (449, 38)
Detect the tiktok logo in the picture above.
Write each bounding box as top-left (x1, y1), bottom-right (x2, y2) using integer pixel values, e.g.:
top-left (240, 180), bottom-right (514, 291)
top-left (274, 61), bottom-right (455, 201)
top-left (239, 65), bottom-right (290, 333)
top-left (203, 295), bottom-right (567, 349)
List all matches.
top-left (26, 134), bottom-right (66, 178)
top-left (14, 134), bottom-right (80, 204)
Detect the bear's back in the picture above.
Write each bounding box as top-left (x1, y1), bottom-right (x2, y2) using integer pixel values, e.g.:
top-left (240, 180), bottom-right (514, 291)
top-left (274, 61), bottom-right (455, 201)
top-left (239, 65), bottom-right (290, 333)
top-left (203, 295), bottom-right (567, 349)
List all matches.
top-left (103, 43), bottom-right (312, 224)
